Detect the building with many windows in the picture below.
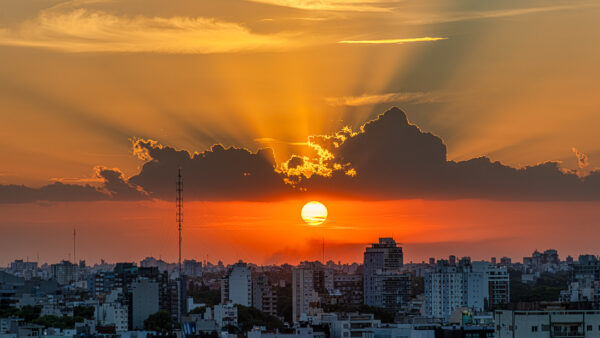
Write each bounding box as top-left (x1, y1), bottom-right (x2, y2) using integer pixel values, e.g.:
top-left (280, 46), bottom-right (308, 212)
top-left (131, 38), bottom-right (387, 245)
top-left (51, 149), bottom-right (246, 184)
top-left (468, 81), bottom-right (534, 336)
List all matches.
top-left (292, 261), bottom-right (333, 322)
top-left (495, 310), bottom-right (600, 338)
top-left (363, 238), bottom-right (408, 310)
top-left (425, 261), bottom-right (509, 321)
top-left (221, 261), bottom-right (252, 307)
top-left (253, 274), bottom-right (278, 317)
top-left (51, 260), bottom-right (77, 285)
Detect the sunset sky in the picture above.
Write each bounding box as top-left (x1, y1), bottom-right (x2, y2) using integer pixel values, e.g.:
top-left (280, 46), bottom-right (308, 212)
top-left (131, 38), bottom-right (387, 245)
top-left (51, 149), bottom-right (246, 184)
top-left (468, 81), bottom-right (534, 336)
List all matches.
top-left (1, 0), bottom-right (600, 266)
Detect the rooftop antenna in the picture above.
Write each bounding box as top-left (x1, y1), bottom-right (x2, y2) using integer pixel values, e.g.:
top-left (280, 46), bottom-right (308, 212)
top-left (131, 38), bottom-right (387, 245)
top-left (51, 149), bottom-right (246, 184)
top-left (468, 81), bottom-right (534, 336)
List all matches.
top-left (322, 237), bottom-right (325, 264)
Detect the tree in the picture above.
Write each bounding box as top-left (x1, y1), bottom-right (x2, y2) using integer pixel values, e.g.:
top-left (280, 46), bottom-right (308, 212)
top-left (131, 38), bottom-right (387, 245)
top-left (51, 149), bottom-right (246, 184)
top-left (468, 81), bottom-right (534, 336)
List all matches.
top-left (20, 305), bottom-right (42, 322)
top-left (144, 311), bottom-right (173, 333)
top-left (235, 305), bottom-right (285, 331)
top-left (74, 305), bottom-right (95, 320)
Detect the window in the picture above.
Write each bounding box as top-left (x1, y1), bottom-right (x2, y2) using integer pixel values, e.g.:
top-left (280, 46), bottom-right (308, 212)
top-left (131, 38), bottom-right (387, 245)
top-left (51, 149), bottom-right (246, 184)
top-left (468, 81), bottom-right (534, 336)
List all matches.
top-left (532, 325), bottom-right (538, 332)
top-left (588, 325), bottom-right (593, 331)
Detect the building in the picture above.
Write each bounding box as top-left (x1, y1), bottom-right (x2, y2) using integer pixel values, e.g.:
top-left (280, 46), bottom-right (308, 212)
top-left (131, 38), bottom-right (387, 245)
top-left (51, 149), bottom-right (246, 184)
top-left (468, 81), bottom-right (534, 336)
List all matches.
top-left (471, 261), bottom-right (510, 308)
top-left (363, 238), bottom-right (406, 309)
top-left (247, 327), bottom-right (325, 338)
top-left (51, 260), bottom-right (77, 285)
top-left (253, 274), bottom-right (278, 317)
top-left (561, 255), bottom-right (600, 303)
top-left (96, 302), bottom-right (129, 332)
top-left (88, 271), bottom-right (116, 298)
top-left (495, 309), bottom-right (600, 338)
top-left (214, 303), bottom-right (238, 329)
top-left (131, 278), bottom-right (159, 330)
top-left (183, 259), bottom-right (203, 277)
top-left (332, 274), bottom-right (363, 306)
top-left (425, 261), bottom-right (509, 321)
top-left (292, 261), bottom-right (333, 322)
top-left (329, 313), bottom-right (381, 338)
top-left (221, 261), bottom-right (252, 306)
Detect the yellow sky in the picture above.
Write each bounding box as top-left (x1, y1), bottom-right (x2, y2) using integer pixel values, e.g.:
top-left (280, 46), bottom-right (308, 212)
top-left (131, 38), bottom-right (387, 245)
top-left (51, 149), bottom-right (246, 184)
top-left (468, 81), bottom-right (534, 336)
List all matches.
top-left (1, 0), bottom-right (600, 186)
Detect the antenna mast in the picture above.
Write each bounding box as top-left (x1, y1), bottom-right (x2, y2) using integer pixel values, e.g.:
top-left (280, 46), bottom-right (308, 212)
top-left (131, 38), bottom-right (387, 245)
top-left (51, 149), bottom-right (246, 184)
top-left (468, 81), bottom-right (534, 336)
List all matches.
top-left (176, 168), bottom-right (183, 276)
top-left (73, 229), bottom-right (76, 264)
top-left (322, 237), bottom-right (325, 263)
top-left (176, 168), bottom-right (183, 323)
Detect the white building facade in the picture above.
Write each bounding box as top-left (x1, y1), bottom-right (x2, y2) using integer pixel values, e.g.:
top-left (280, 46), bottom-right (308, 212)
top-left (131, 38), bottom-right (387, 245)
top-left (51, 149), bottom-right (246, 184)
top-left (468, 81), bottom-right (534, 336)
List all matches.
top-left (221, 262), bottom-right (252, 307)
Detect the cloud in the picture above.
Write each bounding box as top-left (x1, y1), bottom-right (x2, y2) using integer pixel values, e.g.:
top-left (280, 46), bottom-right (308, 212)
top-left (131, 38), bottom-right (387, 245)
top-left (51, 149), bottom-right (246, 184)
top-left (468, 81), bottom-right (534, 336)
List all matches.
top-left (337, 37), bottom-right (447, 44)
top-left (127, 138), bottom-right (292, 201)
top-left (403, 4), bottom-right (600, 25)
top-left (0, 9), bottom-right (291, 53)
top-left (0, 182), bottom-right (107, 204)
top-left (95, 167), bottom-right (148, 200)
top-left (0, 167), bottom-right (147, 204)
top-left (245, 0), bottom-right (394, 12)
top-left (4, 107), bottom-right (600, 203)
top-left (325, 91), bottom-right (440, 106)
top-left (288, 107), bottom-right (600, 200)
top-left (572, 148), bottom-right (589, 169)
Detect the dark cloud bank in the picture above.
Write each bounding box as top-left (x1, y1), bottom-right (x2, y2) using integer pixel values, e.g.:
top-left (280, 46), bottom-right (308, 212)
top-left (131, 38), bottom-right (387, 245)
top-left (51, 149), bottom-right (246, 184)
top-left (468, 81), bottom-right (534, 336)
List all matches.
top-left (2, 107), bottom-right (600, 203)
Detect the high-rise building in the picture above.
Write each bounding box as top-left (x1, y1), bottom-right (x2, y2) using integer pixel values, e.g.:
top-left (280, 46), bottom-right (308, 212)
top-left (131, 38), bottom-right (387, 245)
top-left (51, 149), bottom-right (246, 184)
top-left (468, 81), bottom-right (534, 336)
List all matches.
top-left (424, 260), bottom-right (509, 321)
top-left (51, 260), bottom-right (77, 285)
top-left (363, 238), bottom-right (407, 309)
top-left (333, 274), bottom-right (363, 306)
top-left (221, 261), bottom-right (252, 306)
top-left (88, 271), bottom-right (116, 298)
top-left (292, 261), bottom-right (333, 322)
top-left (131, 278), bottom-right (159, 330)
top-left (561, 255), bottom-right (600, 303)
top-left (183, 259), bottom-right (203, 277)
top-left (472, 262), bottom-right (510, 308)
top-left (252, 274), bottom-right (278, 317)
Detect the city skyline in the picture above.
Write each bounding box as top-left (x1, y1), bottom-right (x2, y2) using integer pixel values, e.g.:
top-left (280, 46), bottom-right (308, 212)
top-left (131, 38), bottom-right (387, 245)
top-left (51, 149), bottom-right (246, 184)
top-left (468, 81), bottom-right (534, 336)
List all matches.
top-left (2, 0), bottom-right (600, 270)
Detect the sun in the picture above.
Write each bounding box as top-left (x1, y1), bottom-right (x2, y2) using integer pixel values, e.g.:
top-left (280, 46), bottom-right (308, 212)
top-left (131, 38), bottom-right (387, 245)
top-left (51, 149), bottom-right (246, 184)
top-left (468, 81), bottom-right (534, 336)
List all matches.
top-left (301, 201), bottom-right (328, 226)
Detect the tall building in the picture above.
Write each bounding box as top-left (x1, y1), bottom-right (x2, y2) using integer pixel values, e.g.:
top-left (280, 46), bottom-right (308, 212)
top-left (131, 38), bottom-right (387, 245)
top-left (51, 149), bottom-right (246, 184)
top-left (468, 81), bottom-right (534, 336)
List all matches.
top-left (88, 271), bottom-right (116, 298)
top-left (131, 278), bottom-right (159, 330)
top-left (292, 261), bottom-right (333, 322)
top-left (363, 238), bottom-right (406, 309)
top-left (425, 260), bottom-right (509, 321)
top-left (183, 259), bottom-right (203, 277)
top-left (472, 261), bottom-right (510, 308)
top-left (51, 261), bottom-right (77, 285)
top-left (561, 255), bottom-right (600, 303)
top-left (221, 261), bottom-right (252, 306)
top-left (252, 274), bottom-right (278, 317)
top-left (333, 274), bottom-right (363, 306)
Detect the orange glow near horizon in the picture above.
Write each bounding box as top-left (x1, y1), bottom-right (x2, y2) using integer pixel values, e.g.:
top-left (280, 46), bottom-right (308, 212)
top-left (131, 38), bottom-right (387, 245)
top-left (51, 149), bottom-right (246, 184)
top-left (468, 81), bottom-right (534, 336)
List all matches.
top-left (1, 199), bottom-right (600, 266)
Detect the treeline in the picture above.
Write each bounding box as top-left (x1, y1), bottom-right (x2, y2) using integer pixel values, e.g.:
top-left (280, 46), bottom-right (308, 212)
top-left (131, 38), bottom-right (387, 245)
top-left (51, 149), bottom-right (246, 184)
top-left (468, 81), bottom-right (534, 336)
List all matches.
top-left (509, 271), bottom-right (570, 303)
top-left (0, 305), bottom-right (95, 329)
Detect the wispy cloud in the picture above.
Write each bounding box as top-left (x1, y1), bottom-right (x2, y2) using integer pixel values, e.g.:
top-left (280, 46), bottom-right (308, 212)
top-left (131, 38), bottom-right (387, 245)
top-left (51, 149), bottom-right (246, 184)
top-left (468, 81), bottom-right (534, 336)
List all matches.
top-left (405, 4), bottom-right (600, 25)
top-left (325, 92), bottom-right (440, 106)
top-left (246, 0), bottom-right (392, 12)
top-left (0, 9), bottom-right (291, 53)
top-left (338, 37), bottom-right (447, 44)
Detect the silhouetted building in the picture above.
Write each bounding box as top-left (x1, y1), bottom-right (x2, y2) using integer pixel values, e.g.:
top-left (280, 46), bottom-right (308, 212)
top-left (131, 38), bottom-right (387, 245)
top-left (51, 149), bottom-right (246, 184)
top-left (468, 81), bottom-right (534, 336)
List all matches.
top-left (51, 261), bottom-right (76, 285)
top-left (364, 238), bottom-right (406, 309)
